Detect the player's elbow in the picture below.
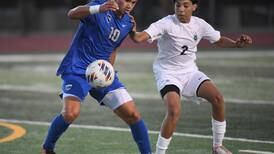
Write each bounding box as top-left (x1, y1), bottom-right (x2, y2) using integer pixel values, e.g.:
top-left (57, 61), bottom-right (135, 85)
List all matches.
top-left (67, 9), bottom-right (78, 20)
top-left (67, 6), bottom-right (84, 20)
top-left (67, 9), bottom-right (75, 19)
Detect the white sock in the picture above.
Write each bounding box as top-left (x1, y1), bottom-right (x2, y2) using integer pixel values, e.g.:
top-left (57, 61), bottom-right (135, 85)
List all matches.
top-left (212, 118), bottom-right (226, 147)
top-left (155, 134), bottom-right (172, 154)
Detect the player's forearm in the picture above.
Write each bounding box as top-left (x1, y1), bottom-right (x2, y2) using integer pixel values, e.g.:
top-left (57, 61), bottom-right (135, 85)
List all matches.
top-left (68, 6), bottom-right (91, 19)
top-left (129, 31), bottom-right (150, 43)
top-left (215, 35), bottom-right (252, 48)
top-left (214, 36), bottom-right (238, 48)
top-left (68, 5), bottom-right (100, 20)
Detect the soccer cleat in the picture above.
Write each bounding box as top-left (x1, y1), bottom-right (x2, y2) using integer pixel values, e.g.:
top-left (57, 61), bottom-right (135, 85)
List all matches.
top-left (41, 149), bottom-right (56, 154)
top-left (212, 145), bottom-right (232, 154)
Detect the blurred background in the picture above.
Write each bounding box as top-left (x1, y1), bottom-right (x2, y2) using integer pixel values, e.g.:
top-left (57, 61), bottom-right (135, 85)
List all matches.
top-left (0, 0), bottom-right (273, 53)
top-left (0, 1), bottom-right (274, 153)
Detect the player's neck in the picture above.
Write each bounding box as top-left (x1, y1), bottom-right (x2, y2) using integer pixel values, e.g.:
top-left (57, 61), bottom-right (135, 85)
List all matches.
top-left (175, 15), bottom-right (191, 23)
top-left (114, 11), bottom-right (124, 18)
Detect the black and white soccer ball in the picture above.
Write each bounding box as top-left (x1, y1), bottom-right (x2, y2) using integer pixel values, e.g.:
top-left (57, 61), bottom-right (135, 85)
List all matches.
top-left (85, 59), bottom-right (115, 88)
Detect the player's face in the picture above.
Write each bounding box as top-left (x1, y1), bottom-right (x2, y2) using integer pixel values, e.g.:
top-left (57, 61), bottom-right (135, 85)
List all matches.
top-left (174, 0), bottom-right (197, 23)
top-left (116, 0), bottom-right (137, 15)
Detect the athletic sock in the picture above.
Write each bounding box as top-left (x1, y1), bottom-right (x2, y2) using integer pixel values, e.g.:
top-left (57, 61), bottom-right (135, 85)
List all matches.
top-left (130, 119), bottom-right (152, 154)
top-left (212, 118), bottom-right (226, 147)
top-left (43, 114), bottom-right (70, 150)
top-left (155, 134), bottom-right (172, 154)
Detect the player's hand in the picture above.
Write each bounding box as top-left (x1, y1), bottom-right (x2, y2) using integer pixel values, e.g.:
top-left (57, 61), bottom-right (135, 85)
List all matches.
top-left (99, 0), bottom-right (119, 12)
top-left (128, 14), bottom-right (137, 34)
top-left (236, 34), bottom-right (252, 48)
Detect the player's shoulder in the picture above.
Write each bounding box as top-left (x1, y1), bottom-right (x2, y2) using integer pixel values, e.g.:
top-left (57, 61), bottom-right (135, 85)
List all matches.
top-left (191, 16), bottom-right (210, 25)
top-left (162, 15), bottom-right (175, 22)
top-left (191, 16), bottom-right (204, 22)
top-left (123, 13), bottom-right (131, 21)
top-left (119, 13), bottom-right (133, 27)
top-left (155, 14), bottom-right (176, 25)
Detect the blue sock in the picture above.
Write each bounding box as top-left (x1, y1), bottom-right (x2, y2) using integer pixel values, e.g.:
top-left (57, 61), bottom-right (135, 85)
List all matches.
top-left (43, 114), bottom-right (70, 150)
top-left (130, 119), bottom-right (152, 154)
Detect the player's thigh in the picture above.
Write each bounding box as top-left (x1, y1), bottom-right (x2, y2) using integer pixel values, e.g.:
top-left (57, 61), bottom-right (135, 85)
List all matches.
top-left (164, 91), bottom-right (181, 114)
top-left (60, 74), bottom-right (91, 119)
top-left (160, 85), bottom-right (181, 112)
top-left (61, 74), bottom-right (91, 102)
top-left (197, 80), bottom-right (223, 102)
top-left (156, 73), bottom-right (183, 111)
top-left (113, 100), bottom-right (141, 121)
top-left (182, 71), bottom-right (210, 97)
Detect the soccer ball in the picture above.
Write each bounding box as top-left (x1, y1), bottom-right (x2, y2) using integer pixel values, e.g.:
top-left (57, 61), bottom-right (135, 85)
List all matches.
top-left (85, 59), bottom-right (115, 88)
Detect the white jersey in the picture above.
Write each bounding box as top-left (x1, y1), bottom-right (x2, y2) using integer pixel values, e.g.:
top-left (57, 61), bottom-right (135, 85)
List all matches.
top-left (145, 15), bottom-right (220, 74)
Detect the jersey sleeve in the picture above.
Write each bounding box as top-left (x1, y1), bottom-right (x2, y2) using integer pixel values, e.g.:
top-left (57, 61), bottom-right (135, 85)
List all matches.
top-left (200, 19), bottom-right (221, 43)
top-left (144, 17), bottom-right (167, 43)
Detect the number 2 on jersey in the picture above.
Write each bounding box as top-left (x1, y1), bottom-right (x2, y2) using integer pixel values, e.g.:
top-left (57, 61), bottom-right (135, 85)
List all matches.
top-left (180, 45), bottom-right (189, 55)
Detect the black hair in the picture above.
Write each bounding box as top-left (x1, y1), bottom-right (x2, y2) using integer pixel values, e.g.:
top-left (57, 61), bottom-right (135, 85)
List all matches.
top-left (173, 0), bottom-right (199, 4)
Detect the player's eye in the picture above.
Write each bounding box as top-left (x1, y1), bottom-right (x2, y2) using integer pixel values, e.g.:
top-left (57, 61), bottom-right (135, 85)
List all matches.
top-left (184, 4), bottom-right (190, 8)
top-left (126, 0), bottom-right (137, 4)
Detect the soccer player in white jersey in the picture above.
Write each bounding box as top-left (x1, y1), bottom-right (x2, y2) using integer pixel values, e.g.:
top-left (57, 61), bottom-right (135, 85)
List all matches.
top-left (129, 0), bottom-right (252, 153)
top-left (41, 0), bottom-right (152, 154)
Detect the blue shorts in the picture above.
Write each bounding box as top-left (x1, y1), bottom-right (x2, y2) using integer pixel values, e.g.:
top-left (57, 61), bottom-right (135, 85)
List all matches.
top-left (61, 73), bottom-right (125, 103)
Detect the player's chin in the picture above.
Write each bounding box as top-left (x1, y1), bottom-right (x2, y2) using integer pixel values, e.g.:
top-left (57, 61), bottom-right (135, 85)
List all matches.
top-left (117, 10), bottom-right (126, 15)
top-left (177, 15), bottom-right (187, 22)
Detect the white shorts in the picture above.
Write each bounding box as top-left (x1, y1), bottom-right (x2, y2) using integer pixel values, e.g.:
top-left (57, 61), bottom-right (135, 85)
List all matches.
top-left (154, 70), bottom-right (210, 98)
top-left (63, 88), bottom-right (133, 111)
top-left (101, 88), bottom-right (133, 110)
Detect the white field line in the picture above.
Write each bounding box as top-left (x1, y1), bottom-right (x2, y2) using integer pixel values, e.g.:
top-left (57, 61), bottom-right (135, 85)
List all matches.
top-left (0, 84), bottom-right (58, 94)
top-left (239, 150), bottom-right (274, 154)
top-left (0, 84), bottom-right (273, 105)
top-left (0, 54), bottom-right (63, 63)
top-left (0, 118), bottom-right (274, 145)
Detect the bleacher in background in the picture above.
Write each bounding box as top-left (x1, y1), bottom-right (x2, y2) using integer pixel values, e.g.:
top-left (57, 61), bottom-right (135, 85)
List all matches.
top-left (0, 0), bottom-right (273, 51)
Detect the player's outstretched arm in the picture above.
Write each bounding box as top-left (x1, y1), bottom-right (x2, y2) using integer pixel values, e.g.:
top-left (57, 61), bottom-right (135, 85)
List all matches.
top-left (214, 34), bottom-right (252, 48)
top-left (67, 0), bottom-right (119, 20)
top-left (128, 15), bottom-right (150, 43)
top-left (129, 31), bottom-right (150, 43)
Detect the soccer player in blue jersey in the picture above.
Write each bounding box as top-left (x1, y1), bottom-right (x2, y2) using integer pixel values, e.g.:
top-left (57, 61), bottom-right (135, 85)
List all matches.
top-left (41, 0), bottom-right (152, 154)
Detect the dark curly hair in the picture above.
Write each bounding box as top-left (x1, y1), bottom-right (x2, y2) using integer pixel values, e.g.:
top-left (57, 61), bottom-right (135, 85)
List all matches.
top-left (173, 0), bottom-right (199, 4)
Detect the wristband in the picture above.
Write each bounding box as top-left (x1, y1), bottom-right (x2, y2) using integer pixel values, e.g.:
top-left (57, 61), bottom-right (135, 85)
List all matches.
top-left (89, 5), bottom-right (100, 14)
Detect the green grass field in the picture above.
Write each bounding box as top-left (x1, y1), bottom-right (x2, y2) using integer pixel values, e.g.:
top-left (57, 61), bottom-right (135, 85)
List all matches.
top-left (0, 50), bottom-right (274, 154)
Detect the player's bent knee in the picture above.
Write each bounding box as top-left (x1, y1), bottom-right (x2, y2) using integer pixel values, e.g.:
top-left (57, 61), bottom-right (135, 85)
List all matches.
top-left (127, 111), bottom-right (141, 124)
top-left (210, 93), bottom-right (224, 106)
top-left (123, 110), bottom-right (141, 125)
top-left (167, 108), bottom-right (181, 123)
top-left (168, 108), bottom-right (180, 118)
top-left (166, 99), bottom-right (181, 120)
top-left (114, 101), bottom-right (142, 124)
top-left (62, 110), bottom-right (80, 123)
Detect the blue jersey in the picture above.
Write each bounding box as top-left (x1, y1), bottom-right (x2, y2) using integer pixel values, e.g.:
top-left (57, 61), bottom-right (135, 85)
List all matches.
top-left (57, 0), bottom-right (133, 76)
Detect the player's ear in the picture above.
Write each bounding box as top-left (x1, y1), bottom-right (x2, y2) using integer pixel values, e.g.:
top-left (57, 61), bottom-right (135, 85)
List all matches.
top-left (192, 4), bottom-right (198, 11)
